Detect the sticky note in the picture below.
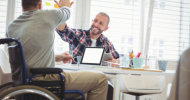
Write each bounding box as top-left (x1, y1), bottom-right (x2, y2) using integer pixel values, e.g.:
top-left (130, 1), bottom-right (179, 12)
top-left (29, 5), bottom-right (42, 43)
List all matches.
top-left (45, 2), bottom-right (51, 6)
top-left (54, 4), bottom-right (59, 8)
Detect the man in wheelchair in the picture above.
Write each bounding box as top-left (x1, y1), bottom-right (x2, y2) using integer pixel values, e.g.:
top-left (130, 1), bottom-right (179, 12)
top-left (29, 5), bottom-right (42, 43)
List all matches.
top-left (5, 0), bottom-right (108, 100)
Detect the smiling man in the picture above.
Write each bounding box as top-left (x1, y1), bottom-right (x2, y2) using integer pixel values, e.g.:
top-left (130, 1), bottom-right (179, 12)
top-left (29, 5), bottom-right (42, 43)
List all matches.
top-left (56, 12), bottom-right (119, 100)
top-left (56, 12), bottom-right (119, 62)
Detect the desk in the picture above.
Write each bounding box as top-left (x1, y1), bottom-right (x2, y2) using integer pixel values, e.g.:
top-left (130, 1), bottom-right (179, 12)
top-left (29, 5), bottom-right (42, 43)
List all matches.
top-left (56, 64), bottom-right (175, 100)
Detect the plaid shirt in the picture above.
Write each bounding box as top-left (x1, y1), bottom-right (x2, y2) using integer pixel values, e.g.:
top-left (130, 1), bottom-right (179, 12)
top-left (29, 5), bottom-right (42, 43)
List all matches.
top-left (56, 25), bottom-right (120, 63)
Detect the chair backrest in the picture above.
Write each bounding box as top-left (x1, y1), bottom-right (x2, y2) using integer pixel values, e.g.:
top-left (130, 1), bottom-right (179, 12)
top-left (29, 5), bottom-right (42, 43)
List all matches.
top-left (0, 38), bottom-right (27, 87)
top-left (169, 47), bottom-right (190, 100)
top-left (120, 75), bottom-right (165, 93)
top-left (8, 44), bottom-right (26, 87)
top-left (0, 47), bottom-right (11, 85)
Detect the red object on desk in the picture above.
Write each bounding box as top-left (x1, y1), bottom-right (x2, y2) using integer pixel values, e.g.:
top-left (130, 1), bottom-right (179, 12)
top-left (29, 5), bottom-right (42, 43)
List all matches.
top-left (136, 52), bottom-right (141, 58)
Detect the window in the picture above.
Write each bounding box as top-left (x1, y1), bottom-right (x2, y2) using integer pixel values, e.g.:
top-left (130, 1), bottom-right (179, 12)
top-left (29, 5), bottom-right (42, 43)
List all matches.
top-left (15, 0), bottom-right (21, 19)
top-left (89, 0), bottom-right (141, 55)
top-left (3, 0), bottom-right (190, 61)
top-left (148, 0), bottom-right (190, 60)
top-left (160, 1), bottom-right (165, 9)
top-left (154, 1), bottom-right (158, 8)
top-left (0, 0), bottom-right (7, 38)
top-left (159, 40), bottom-right (163, 47)
top-left (128, 37), bottom-right (133, 45)
top-left (15, 0), bottom-right (76, 54)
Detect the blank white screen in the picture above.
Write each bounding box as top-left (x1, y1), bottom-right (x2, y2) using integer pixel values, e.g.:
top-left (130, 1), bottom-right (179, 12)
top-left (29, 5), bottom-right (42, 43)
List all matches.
top-left (82, 48), bottom-right (104, 64)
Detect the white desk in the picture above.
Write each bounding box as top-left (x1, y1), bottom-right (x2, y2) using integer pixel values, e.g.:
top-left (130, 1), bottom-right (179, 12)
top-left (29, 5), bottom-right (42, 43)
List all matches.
top-left (56, 64), bottom-right (175, 100)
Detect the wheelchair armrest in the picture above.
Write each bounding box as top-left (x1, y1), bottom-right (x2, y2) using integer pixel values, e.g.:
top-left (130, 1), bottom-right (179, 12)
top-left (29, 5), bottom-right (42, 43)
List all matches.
top-left (30, 68), bottom-right (63, 74)
top-left (0, 38), bottom-right (14, 44)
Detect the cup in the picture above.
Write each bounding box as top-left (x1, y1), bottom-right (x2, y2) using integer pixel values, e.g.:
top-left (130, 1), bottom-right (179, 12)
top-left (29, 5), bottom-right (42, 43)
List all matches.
top-left (148, 56), bottom-right (157, 69)
top-left (77, 56), bottom-right (82, 66)
top-left (120, 54), bottom-right (129, 67)
top-left (133, 58), bottom-right (143, 68)
top-left (158, 61), bottom-right (168, 71)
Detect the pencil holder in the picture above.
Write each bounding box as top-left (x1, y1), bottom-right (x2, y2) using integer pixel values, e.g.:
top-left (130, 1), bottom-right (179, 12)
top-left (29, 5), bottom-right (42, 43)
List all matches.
top-left (133, 58), bottom-right (143, 68)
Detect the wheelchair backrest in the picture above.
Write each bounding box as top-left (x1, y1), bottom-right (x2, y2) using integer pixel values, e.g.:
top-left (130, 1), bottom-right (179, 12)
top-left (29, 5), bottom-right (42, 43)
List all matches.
top-left (0, 38), bottom-right (27, 87)
top-left (8, 44), bottom-right (25, 87)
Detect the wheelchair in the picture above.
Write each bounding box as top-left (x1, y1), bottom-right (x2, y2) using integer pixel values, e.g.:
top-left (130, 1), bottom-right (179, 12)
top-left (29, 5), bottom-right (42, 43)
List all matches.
top-left (0, 38), bottom-right (85, 100)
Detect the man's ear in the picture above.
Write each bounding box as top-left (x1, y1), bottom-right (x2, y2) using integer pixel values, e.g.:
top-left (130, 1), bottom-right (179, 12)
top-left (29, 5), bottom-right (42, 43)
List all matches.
top-left (104, 26), bottom-right (109, 31)
top-left (39, 3), bottom-right (42, 9)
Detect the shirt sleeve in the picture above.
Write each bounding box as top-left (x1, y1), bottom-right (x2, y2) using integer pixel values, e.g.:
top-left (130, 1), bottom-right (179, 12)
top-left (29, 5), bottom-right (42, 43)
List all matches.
top-left (55, 25), bottom-right (76, 44)
top-left (6, 31), bottom-right (9, 37)
top-left (106, 39), bottom-right (120, 59)
top-left (110, 44), bottom-right (120, 59)
top-left (47, 7), bottom-right (70, 26)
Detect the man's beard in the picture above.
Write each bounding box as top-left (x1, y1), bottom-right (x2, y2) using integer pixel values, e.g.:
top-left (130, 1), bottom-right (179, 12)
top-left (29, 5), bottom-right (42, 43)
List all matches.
top-left (90, 25), bottom-right (103, 35)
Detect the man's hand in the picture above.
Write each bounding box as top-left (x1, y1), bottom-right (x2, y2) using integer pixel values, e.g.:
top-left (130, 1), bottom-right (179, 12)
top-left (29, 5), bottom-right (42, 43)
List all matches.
top-left (54, 0), bottom-right (74, 8)
top-left (55, 52), bottom-right (74, 63)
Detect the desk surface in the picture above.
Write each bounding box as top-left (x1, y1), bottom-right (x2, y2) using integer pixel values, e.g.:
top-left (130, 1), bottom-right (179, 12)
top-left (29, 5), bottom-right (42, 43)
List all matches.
top-left (56, 64), bottom-right (175, 76)
top-left (56, 64), bottom-right (175, 100)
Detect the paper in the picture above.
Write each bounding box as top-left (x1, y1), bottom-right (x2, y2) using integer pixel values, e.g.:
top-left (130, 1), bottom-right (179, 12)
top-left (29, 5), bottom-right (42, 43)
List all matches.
top-left (54, 4), bottom-right (59, 8)
top-left (45, 2), bottom-right (51, 6)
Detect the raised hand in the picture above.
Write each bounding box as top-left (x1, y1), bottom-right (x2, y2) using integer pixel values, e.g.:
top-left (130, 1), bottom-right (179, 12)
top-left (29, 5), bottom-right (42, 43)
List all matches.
top-left (54, 0), bottom-right (74, 8)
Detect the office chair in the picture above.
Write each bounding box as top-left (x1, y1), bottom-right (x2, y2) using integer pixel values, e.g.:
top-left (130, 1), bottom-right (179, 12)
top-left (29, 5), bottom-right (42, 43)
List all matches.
top-left (168, 47), bottom-right (190, 100)
top-left (0, 38), bottom-right (85, 100)
top-left (120, 74), bottom-right (165, 100)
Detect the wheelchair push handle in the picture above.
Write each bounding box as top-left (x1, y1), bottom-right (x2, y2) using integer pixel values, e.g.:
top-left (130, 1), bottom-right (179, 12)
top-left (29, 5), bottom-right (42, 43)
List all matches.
top-left (0, 38), bottom-right (15, 44)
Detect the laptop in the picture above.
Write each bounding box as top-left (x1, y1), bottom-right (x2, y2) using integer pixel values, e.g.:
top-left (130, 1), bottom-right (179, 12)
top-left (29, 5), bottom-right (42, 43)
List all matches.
top-left (80, 47), bottom-right (105, 67)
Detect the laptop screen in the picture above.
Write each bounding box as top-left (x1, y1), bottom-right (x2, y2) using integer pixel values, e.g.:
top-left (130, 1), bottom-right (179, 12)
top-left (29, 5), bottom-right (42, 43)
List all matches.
top-left (80, 47), bottom-right (105, 65)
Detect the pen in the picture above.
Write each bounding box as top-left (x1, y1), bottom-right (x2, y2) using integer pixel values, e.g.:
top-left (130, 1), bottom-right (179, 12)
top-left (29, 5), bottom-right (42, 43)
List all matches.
top-left (136, 52), bottom-right (139, 58)
top-left (136, 52), bottom-right (141, 58)
top-left (138, 52), bottom-right (141, 58)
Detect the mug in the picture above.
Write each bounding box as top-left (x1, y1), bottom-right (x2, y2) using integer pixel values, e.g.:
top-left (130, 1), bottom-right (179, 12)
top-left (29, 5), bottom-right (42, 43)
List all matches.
top-left (133, 58), bottom-right (143, 68)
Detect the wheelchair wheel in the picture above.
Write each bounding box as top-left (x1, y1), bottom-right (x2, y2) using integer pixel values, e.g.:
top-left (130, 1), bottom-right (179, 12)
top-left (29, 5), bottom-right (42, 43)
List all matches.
top-left (0, 82), bottom-right (13, 94)
top-left (0, 85), bottom-right (59, 100)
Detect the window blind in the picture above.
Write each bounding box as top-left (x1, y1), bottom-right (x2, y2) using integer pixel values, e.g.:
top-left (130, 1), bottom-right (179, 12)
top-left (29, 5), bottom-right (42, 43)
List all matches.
top-left (147, 0), bottom-right (190, 60)
top-left (90, 0), bottom-right (141, 55)
top-left (15, 0), bottom-right (76, 54)
top-left (0, 0), bottom-right (7, 38)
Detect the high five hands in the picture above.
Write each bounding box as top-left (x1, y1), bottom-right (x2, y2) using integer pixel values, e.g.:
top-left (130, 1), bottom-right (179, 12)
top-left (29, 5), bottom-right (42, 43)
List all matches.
top-left (54, 0), bottom-right (74, 8)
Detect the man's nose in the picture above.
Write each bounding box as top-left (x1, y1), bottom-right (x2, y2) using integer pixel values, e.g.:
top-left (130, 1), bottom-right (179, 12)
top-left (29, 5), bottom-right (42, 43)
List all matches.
top-left (94, 22), bottom-right (99, 27)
